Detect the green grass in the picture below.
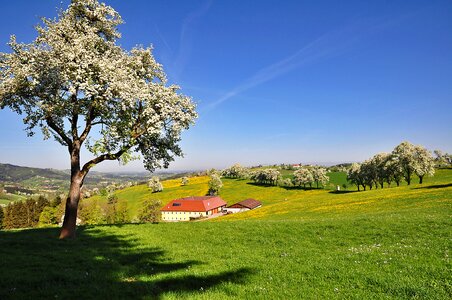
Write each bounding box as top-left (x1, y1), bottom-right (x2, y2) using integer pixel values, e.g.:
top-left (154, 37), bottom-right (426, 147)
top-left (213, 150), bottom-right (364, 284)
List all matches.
top-left (0, 193), bottom-right (27, 205)
top-left (1, 169), bottom-right (451, 299)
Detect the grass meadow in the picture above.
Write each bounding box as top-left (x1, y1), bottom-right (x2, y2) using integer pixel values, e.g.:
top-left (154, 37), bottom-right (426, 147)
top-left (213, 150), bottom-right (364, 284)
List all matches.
top-left (0, 169), bottom-right (451, 299)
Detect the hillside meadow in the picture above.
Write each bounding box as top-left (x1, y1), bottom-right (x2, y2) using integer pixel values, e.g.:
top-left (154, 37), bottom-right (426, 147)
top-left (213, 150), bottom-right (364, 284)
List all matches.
top-left (0, 169), bottom-right (451, 299)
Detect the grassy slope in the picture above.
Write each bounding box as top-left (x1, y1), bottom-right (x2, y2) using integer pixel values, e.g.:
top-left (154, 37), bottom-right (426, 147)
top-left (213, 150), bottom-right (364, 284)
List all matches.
top-left (0, 193), bottom-right (27, 206)
top-left (0, 170), bottom-right (451, 299)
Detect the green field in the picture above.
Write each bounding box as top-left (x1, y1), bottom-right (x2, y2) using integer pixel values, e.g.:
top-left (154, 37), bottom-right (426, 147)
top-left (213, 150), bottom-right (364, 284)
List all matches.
top-left (0, 193), bottom-right (27, 206)
top-left (1, 169), bottom-right (451, 299)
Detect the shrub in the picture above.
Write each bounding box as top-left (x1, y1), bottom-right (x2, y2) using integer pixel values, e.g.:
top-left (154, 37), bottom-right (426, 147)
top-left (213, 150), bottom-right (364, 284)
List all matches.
top-left (208, 174), bottom-right (223, 195)
top-left (105, 195), bottom-right (129, 224)
top-left (38, 206), bottom-right (58, 227)
top-left (79, 200), bottom-right (105, 225)
top-left (138, 199), bottom-right (162, 223)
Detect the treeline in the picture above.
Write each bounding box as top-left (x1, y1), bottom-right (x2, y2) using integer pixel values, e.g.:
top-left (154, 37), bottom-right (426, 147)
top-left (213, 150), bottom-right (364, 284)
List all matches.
top-left (1, 196), bottom-right (61, 229)
top-left (0, 195), bottom-right (162, 230)
top-left (293, 166), bottom-right (329, 188)
top-left (347, 141), bottom-right (436, 191)
top-left (222, 163), bottom-right (330, 189)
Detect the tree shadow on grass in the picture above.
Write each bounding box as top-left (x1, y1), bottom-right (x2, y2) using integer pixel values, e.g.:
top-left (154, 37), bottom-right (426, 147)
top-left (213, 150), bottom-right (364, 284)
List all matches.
top-left (414, 183), bottom-right (452, 190)
top-left (328, 190), bottom-right (358, 194)
top-left (245, 182), bottom-right (324, 191)
top-left (0, 227), bottom-right (254, 299)
top-left (280, 186), bottom-right (324, 191)
top-left (246, 182), bottom-right (276, 188)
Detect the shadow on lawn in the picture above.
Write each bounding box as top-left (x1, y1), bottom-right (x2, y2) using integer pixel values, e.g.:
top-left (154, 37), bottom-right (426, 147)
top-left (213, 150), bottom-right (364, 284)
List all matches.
top-left (414, 183), bottom-right (452, 190)
top-left (328, 190), bottom-right (358, 194)
top-left (246, 182), bottom-right (324, 191)
top-left (0, 227), bottom-right (254, 299)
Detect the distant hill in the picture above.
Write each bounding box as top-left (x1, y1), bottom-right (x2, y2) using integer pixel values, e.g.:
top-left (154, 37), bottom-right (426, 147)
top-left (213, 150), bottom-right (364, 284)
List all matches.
top-left (0, 163), bottom-right (68, 182)
top-left (0, 162), bottom-right (184, 192)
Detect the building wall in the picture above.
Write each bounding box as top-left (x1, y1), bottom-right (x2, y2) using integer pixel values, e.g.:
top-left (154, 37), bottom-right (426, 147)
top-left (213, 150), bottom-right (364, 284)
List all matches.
top-left (224, 207), bottom-right (249, 213)
top-left (161, 211), bottom-right (207, 221)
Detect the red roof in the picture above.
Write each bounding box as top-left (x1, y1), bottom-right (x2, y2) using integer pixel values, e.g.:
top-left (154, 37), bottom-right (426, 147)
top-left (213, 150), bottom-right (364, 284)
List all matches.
top-left (161, 196), bottom-right (227, 212)
top-left (228, 198), bottom-right (262, 209)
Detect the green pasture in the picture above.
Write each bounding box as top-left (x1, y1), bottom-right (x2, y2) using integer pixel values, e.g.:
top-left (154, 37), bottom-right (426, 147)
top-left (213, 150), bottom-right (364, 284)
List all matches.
top-left (0, 169), bottom-right (451, 299)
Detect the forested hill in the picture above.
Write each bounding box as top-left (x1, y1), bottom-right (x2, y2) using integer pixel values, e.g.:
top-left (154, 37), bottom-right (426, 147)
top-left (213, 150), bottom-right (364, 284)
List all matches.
top-left (0, 162), bottom-right (179, 188)
top-left (0, 163), bottom-right (68, 182)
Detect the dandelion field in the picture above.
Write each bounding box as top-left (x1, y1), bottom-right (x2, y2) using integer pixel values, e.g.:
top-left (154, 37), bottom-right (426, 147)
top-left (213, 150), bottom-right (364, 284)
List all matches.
top-left (0, 169), bottom-right (451, 299)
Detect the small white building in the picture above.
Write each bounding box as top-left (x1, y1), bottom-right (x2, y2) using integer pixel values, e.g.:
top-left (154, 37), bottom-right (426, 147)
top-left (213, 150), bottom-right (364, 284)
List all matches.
top-left (224, 199), bottom-right (262, 213)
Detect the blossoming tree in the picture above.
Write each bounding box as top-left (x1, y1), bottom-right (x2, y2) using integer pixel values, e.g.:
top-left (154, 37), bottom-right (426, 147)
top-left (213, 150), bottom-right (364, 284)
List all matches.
top-left (0, 0), bottom-right (197, 238)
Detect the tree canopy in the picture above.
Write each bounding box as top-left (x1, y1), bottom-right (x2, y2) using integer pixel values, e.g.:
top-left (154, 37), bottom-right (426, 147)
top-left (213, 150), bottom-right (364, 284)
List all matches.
top-left (0, 0), bottom-right (197, 238)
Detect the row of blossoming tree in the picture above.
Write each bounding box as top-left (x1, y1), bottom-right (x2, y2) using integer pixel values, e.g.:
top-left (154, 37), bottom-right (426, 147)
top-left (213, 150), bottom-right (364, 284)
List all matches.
top-left (347, 141), bottom-right (435, 191)
top-left (222, 163), bottom-right (330, 189)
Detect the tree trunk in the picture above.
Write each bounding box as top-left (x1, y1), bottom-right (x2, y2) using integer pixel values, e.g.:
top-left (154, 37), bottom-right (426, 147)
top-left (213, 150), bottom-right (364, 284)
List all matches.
top-left (59, 144), bottom-right (85, 239)
top-left (59, 178), bottom-right (82, 239)
top-left (419, 175), bottom-right (423, 184)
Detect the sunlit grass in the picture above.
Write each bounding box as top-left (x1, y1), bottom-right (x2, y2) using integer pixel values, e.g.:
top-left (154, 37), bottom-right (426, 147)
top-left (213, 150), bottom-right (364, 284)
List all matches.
top-left (4, 169), bottom-right (449, 298)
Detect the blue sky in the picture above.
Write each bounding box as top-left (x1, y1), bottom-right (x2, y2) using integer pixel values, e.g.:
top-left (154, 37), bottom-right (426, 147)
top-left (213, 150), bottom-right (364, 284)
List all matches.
top-left (0, 0), bottom-right (451, 172)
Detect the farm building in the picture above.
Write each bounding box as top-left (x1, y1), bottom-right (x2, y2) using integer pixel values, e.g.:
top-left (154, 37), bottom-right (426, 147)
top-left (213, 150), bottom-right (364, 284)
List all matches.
top-left (161, 196), bottom-right (227, 221)
top-left (225, 198), bottom-right (262, 213)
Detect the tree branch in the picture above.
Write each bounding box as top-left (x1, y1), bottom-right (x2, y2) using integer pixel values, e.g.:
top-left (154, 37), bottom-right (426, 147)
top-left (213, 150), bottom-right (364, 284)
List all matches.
top-left (80, 146), bottom-right (130, 177)
top-left (70, 93), bottom-right (79, 140)
top-left (45, 116), bottom-right (72, 146)
top-left (79, 104), bottom-right (96, 144)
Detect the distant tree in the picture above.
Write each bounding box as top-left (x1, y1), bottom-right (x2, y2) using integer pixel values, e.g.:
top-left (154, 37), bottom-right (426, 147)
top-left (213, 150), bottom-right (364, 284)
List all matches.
top-left (311, 166), bottom-right (329, 188)
top-left (181, 177), bottom-right (189, 186)
top-left (14, 201), bottom-right (28, 228)
top-left (413, 145), bottom-right (435, 184)
top-left (105, 194), bottom-right (118, 224)
top-left (100, 189), bottom-right (108, 197)
top-left (360, 160), bottom-right (377, 190)
top-left (434, 150), bottom-right (446, 167)
top-left (250, 169), bottom-right (280, 186)
top-left (384, 156), bottom-right (403, 187)
top-left (79, 200), bottom-right (105, 225)
top-left (38, 206), bottom-right (58, 227)
top-left (392, 141), bottom-right (418, 185)
top-left (0, 0), bottom-right (197, 239)
top-left (115, 201), bottom-right (129, 224)
top-left (35, 196), bottom-right (50, 225)
top-left (25, 198), bottom-right (37, 227)
top-left (148, 177), bottom-right (163, 193)
top-left (369, 153), bottom-right (390, 188)
top-left (293, 167), bottom-right (314, 188)
top-left (347, 163), bottom-right (364, 191)
top-left (279, 178), bottom-right (293, 187)
top-left (138, 199), bottom-right (161, 223)
top-left (105, 194), bottom-right (128, 224)
top-left (3, 204), bottom-right (13, 229)
top-left (208, 174), bottom-right (223, 195)
top-left (222, 163), bottom-right (247, 179)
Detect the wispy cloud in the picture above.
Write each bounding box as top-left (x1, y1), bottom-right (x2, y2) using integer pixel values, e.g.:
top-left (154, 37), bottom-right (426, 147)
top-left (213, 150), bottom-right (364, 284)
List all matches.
top-left (172, 0), bottom-right (212, 80)
top-left (205, 17), bottom-right (403, 111)
top-left (153, 24), bottom-right (173, 54)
